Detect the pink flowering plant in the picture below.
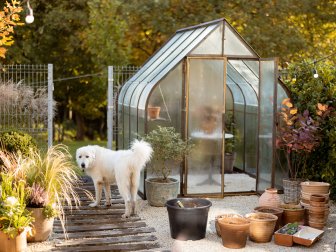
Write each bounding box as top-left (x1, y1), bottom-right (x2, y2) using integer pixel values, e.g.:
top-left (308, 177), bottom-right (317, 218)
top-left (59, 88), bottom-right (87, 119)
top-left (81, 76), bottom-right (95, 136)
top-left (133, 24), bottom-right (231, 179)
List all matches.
top-left (0, 173), bottom-right (33, 238)
top-left (276, 98), bottom-right (331, 179)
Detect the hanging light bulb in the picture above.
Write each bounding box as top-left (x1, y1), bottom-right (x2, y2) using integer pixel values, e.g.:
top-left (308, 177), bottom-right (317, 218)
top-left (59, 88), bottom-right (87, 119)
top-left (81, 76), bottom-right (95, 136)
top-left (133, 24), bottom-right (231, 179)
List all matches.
top-left (313, 59), bottom-right (318, 78)
top-left (313, 68), bottom-right (318, 78)
top-left (25, 0), bottom-right (34, 24)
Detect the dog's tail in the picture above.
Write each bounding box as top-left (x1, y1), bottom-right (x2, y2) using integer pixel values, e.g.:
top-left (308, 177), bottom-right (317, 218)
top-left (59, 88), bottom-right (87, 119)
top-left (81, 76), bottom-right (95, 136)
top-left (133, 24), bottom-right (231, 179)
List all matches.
top-left (131, 139), bottom-right (153, 170)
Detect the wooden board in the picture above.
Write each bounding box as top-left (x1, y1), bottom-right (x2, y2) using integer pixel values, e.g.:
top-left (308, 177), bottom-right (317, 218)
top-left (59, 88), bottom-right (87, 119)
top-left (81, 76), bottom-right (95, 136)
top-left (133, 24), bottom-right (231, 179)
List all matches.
top-left (47, 176), bottom-right (161, 251)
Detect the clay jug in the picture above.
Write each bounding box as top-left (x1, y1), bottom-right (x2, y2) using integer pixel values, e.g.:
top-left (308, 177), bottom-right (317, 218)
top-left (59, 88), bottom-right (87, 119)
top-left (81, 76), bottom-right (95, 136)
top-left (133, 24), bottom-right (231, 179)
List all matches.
top-left (258, 188), bottom-right (281, 208)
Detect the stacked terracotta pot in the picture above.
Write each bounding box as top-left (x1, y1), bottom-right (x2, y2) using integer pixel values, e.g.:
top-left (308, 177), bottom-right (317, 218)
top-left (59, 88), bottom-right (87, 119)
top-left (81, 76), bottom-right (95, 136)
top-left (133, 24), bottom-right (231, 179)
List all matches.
top-left (300, 181), bottom-right (330, 229)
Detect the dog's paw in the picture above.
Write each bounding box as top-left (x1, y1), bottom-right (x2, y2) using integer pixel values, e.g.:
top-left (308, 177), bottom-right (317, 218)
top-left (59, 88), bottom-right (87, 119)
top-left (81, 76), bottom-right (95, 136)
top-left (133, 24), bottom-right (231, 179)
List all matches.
top-left (122, 213), bottom-right (130, 219)
top-left (89, 202), bottom-right (98, 207)
top-left (104, 201), bottom-right (112, 207)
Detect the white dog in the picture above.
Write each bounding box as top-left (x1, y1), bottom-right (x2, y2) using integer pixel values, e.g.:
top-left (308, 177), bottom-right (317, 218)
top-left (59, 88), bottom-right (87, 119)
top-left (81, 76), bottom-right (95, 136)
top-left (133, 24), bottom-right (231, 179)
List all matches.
top-left (76, 139), bottom-right (152, 218)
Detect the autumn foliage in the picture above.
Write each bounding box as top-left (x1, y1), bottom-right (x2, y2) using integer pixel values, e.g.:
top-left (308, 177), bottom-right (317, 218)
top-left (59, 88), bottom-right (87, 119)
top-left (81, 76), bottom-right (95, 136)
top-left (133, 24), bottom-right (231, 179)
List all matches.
top-left (276, 98), bottom-right (331, 179)
top-left (0, 0), bottom-right (23, 58)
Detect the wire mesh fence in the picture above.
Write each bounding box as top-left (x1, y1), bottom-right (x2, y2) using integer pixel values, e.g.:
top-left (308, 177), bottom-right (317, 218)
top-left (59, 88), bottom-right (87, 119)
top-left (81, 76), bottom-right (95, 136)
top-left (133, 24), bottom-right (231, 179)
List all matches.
top-left (0, 64), bottom-right (52, 149)
top-left (107, 66), bottom-right (140, 149)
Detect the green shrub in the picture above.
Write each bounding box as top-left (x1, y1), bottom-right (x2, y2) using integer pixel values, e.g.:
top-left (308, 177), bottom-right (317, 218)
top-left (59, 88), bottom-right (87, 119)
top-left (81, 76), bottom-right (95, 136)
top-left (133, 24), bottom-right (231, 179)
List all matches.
top-left (0, 131), bottom-right (37, 155)
top-left (284, 61), bottom-right (336, 199)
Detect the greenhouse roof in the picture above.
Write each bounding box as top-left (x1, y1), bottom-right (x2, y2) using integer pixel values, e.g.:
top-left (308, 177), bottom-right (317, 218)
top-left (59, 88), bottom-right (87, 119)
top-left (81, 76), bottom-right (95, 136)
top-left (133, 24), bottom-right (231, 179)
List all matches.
top-left (119, 18), bottom-right (260, 107)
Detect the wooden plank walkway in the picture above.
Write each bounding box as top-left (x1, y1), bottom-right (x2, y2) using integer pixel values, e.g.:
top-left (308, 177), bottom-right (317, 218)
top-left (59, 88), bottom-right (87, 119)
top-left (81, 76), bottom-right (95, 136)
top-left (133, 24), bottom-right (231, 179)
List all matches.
top-left (51, 177), bottom-right (161, 251)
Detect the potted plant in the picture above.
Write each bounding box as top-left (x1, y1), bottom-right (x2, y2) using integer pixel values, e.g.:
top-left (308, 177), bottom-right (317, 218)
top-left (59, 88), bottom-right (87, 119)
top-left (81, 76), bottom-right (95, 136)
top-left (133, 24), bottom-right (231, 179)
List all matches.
top-left (0, 172), bottom-right (33, 252)
top-left (143, 126), bottom-right (193, 206)
top-left (22, 145), bottom-right (81, 241)
top-left (0, 144), bottom-right (81, 241)
top-left (276, 98), bottom-right (330, 204)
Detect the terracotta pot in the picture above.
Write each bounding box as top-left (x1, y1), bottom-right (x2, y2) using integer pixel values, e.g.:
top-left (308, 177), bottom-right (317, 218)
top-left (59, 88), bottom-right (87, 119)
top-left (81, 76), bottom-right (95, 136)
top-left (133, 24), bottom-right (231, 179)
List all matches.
top-left (258, 188), bottom-right (282, 208)
top-left (217, 216), bottom-right (250, 249)
top-left (147, 106), bottom-right (161, 119)
top-left (254, 206), bottom-right (283, 231)
top-left (0, 229), bottom-right (28, 252)
top-left (308, 220), bottom-right (325, 230)
top-left (27, 208), bottom-right (54, 242)
top-left (310, 194), bottom-right (326, 202)
top-left (280, 204), bottom-right (305, 225)
top-left (215, 213), bottom-right (243, 237)
top-left (245, 212), bottom-right (278, 243)
top-left (300, 181), bottom-right (330, 194)
top-left (283, 179), bottom-right (302, 204)
top-left (310, 201), bottom-right (326, 207)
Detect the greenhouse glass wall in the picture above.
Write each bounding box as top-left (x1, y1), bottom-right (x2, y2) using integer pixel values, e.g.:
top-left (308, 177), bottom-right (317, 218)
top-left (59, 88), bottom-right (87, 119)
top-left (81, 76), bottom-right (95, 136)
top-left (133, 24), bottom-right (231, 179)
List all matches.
top-left (118, 18), bottom-right (289, 198)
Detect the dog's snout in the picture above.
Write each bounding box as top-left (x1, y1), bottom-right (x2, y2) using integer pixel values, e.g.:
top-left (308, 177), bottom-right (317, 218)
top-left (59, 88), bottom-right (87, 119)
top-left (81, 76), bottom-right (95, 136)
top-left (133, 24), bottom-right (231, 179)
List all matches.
top-left (81, 163), bottom-right (85, 168)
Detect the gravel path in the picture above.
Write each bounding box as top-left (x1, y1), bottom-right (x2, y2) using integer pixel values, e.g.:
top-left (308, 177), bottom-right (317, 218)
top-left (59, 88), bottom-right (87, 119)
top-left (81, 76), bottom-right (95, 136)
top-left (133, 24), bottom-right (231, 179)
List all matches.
top-left (138, 195), bottom-right (336, 252)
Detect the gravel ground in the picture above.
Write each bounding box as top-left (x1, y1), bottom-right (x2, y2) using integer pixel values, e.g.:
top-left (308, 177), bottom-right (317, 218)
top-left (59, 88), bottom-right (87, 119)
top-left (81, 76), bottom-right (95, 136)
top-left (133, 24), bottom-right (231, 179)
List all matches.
top-left (27, 195), bottom-right (335, 252)
top-left (138, 195), bottom-right (336, 252)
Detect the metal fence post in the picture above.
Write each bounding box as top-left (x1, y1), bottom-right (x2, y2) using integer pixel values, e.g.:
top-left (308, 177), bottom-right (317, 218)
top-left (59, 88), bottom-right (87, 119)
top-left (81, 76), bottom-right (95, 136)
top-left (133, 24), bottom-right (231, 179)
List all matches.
top-left (48, 64), bottom-right (53, 148)
top-left (107, 66), bottom-right (113, 149)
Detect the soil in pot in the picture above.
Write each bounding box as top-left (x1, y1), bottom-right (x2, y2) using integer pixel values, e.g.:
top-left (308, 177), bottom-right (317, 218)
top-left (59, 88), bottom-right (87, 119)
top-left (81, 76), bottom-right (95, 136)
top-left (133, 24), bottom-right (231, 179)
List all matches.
top-left (245, 212), bottom-right (278, 243)
top-left (217, 216), bottom-right (250, 249)
top-left (166, 198), bottom-right (212, 241)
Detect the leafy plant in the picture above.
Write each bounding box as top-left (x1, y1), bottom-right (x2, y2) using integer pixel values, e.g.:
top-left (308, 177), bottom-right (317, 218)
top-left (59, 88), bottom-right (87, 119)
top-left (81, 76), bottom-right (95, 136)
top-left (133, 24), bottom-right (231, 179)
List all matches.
top-left (276, 98), bottom-right (331, 179)
top-left (143, 126), bottom-right (193, 182)
top-left (0, 131), bottom-right (37, 156)
top-left (20, 145), bottom-right (81, 231)
top-left (0, 173), bottom-right (33, 238)
top-left (278, 222), bottom-right (300, 235)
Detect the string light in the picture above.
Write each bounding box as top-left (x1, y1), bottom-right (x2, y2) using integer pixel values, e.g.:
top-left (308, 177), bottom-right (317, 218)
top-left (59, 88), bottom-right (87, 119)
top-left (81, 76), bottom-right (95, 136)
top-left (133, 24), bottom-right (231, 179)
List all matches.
top-left (25, 0), bottom-right (34, 24)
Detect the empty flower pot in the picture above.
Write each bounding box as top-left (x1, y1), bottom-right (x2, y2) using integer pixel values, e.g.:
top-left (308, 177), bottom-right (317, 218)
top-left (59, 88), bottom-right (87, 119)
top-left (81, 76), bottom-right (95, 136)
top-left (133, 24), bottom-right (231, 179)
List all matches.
top-left (217, 216), bottom-right (250, 249)
top-left (245, 212), bottom-right (278, 243)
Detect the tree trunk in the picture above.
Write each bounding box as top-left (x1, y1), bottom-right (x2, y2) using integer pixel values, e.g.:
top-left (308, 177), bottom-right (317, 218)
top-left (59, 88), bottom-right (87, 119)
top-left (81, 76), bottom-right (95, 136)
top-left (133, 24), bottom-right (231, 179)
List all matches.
top-left (75, 113), bottom-right (85, 140)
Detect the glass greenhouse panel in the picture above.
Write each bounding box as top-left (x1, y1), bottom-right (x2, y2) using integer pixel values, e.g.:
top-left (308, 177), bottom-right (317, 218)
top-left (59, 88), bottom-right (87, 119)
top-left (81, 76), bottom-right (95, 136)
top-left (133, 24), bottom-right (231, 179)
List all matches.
top-left (123, 105), bottom-right (130, 149)
top-left (227, 63), bottom-right (258, 105)
top-left (139, 63), bottom-right (182, 110)
top-left (187, 58), bottom-right (224, 195)
top-left (224, 23), bottom-right (256, 56)
top-left (229, 60), bottom-right (259, 94)
top-left (245, 104), bottom-right (258, 175)
top-left (191, 23), bottom-right (223, 55)
top-left (150, 25), bottom-right (218, 84)
top-left (118, 33), bottom-right (183, 103)
top-left (275, 83), bottom-right (289, 188)
top-left (258, 59), bottom-right (276, 192)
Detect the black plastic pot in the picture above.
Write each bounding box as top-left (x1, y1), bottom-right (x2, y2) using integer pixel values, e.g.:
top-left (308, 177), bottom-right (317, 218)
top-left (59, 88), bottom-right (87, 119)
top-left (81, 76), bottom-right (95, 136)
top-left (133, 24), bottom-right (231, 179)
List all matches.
top-left (166, 198), bottom-right (212, 241)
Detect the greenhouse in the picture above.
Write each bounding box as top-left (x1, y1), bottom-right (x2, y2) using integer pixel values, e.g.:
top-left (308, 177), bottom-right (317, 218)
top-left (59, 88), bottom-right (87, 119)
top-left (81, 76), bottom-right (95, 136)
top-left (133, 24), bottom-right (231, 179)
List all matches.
top-left (118, 18), bottom-right (289, 198)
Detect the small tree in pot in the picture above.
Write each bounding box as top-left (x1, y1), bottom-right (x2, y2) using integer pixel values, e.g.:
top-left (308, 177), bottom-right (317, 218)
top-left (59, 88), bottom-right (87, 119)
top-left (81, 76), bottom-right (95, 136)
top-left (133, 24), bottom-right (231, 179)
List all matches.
top-left (143, 126), bottom-right (193, 206)
top-left (276, 98), bottom-right (331, 204)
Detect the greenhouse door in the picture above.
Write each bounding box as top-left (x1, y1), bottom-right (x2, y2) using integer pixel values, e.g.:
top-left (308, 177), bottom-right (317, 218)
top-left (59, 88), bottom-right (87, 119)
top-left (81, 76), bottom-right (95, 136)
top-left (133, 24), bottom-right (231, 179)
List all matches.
top-left (184, 57), bottom-right (226, 197)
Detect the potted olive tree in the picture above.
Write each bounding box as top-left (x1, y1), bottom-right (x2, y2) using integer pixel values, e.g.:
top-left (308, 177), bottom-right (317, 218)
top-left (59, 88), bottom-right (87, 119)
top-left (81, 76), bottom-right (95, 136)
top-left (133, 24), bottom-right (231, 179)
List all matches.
top-left (143, 126), bottom-right (193, 206)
